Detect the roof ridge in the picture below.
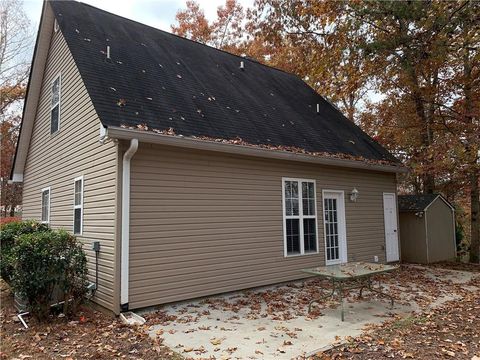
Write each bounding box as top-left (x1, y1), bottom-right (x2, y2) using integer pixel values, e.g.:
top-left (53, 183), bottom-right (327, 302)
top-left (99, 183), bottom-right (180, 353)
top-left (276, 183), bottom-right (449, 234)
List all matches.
top-left (75, 1), bottom-right (295, 77)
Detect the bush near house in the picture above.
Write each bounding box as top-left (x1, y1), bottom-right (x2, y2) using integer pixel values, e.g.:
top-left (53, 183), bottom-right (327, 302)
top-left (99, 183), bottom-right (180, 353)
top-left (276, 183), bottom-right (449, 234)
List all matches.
top-left (0, 220), bottom-right (50, 283)
top-left (0, 220), bottom-right (89, 321)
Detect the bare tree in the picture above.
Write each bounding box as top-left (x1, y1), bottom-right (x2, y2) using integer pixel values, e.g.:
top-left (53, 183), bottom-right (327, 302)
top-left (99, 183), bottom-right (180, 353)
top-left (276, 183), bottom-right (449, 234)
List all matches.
top-left (0, 0), bottom-right (33, 217)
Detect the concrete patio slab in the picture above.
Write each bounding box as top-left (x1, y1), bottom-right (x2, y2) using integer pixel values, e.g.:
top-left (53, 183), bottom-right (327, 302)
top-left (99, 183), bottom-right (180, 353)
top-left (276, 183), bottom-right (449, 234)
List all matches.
top-left (144, 265), bottom-right (479, 360)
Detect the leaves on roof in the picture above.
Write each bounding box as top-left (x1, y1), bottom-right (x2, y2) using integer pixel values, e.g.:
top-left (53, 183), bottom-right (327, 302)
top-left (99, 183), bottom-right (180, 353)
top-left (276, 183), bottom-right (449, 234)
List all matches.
top-left (119, 124), bottom-right (402, 167)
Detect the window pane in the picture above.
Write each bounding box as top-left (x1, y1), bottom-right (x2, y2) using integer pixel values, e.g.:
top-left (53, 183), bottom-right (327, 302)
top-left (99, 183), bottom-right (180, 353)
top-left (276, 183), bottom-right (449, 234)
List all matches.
top-left (292, 198), bottom-right (299, 215)
top-left (303, 218), bottom-right (316, 252)
top-left (74, 180), bottom-right (82, 205)
top-left (41, 190), bottom-right (49, 222)
top-left (286, 219), bottom-right (300, 254)
top-left (285, 199), bottom-right (292, 216)
top-left (284, 181), bottom-right (299, 216)
top-left (309, 199), bottom-right (315, 215)
top-left (302, 182), bottom-right (308, 199)
top-left (302, 182), bottom-right (315, 216)
top-left (74, 208), bottom-right (81, 234)
top-left (291, 181), bottom-right (298, 198)
top-left (51, 105), bottom-right (59, 133)
top-left (285, 181), bottom-right (291, 198)
top-left (52, 78), bottom-right (60, 105)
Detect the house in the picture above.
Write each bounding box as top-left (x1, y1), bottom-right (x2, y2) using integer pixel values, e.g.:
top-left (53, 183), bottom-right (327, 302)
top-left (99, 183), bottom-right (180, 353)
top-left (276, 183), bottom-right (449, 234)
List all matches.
top-left (398, 194), bottom-right (456, 264)
top-left (11, 1), bottom-right (405, 314)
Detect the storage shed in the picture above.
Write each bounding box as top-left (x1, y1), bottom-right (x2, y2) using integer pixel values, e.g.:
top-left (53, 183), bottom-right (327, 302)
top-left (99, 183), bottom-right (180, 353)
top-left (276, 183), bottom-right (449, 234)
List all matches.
top-left (398, 194), bottom-right (456, 264)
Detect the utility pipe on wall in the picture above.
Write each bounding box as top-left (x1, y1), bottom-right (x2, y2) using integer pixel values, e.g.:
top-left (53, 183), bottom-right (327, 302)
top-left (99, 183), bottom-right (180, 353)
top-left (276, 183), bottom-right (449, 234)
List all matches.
top-left (121, 138), bottom-right (138, 311)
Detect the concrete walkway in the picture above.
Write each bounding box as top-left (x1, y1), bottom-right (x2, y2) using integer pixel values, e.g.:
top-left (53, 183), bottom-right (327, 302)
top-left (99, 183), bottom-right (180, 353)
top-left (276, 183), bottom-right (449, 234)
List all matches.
top-left (145, 265), bottom-right (479, 359)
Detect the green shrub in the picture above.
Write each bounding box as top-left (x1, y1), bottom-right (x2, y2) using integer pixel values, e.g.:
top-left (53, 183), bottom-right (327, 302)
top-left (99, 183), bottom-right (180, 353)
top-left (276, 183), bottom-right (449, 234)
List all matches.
top-left (12, 229), bottom-right (88, 321)
top-left (0, 220), bottom-right (50, 282)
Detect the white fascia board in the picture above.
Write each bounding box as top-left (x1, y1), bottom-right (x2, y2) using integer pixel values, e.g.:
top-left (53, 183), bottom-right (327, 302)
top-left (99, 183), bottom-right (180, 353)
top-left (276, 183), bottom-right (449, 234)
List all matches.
top-left (106, 126), bottom-right (407, 174)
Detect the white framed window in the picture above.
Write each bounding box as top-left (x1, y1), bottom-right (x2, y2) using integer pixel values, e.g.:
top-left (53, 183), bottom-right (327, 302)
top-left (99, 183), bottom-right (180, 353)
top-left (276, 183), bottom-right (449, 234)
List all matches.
top-left (51, 74), bottom-right (61, 134)
top-left (41, 187), bottom-right (51, 223)
top-left (282, 178), bottom-right (318, 257)
top-left (73, 176), bottom-right (84, 235)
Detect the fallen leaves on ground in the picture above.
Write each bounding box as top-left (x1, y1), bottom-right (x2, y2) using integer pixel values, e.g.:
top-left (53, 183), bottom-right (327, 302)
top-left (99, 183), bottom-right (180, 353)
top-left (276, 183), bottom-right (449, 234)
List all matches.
top-left (314, 264), bottom-right (480, 360)
top-left (0, 281), bottom-right (182, 360)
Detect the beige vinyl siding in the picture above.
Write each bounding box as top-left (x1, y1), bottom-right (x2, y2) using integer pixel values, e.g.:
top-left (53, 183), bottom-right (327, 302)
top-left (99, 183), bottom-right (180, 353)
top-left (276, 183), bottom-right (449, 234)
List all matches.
top-left (129, 143), bottom-right (396, 309)
top-left (426, 199), bottom-right (455, 262)
top-left (399, 213), bottom-right (427, 264)
top-left (21, 26), bottom-right (118, 311)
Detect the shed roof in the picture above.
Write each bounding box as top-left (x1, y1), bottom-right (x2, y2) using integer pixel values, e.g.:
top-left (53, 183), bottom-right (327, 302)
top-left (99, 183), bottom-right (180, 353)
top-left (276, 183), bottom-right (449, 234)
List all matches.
top-left (48, 0), bottom-right (398, 164)
top-left (398, 194), bottom-right (454, 212)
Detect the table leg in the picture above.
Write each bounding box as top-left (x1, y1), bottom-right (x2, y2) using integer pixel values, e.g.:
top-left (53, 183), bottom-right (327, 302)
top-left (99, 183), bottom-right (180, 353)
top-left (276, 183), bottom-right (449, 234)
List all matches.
top-left (308, 279), bottom-right (336, 312)
top-left (366, 277), bottom-right (394, 308)
top-left (339, 281), bottom-right (345, 322)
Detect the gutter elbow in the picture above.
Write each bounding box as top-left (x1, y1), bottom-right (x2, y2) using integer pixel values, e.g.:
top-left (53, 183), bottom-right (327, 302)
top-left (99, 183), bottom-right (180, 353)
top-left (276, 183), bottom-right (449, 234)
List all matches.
top-left (123, 138), bottom-right (139, 162)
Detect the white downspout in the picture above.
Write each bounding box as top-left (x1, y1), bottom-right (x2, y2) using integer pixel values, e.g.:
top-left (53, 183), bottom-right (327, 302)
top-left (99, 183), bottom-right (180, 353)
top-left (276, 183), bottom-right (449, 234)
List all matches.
top-left (121, 138), bottom-right (138, 311)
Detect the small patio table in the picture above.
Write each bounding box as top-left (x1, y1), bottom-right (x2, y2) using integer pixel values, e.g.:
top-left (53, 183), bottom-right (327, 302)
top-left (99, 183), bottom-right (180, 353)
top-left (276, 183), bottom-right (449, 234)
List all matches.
top-left (302, 262), bottom-right (398, 321)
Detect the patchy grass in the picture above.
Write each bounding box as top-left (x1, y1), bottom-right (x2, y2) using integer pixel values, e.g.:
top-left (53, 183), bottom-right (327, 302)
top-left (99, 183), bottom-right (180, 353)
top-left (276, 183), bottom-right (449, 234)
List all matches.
top-left (390, 315), bottom-right (428, 329)
top-left (0, 280), bottom-right (182, 360)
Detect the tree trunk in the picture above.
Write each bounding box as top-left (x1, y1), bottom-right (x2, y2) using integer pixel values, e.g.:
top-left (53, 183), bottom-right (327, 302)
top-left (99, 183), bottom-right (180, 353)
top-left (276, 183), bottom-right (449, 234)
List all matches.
top-left (9, 204), bottom-right (15, 217)
top-left (469, 167), bottom-right (480, 263)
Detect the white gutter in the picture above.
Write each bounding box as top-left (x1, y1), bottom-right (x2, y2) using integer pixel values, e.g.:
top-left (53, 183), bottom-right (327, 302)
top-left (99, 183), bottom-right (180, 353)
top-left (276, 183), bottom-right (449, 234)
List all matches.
top-left (120, 138), bottom-right (138, 311)
top-left (106, 127), bottom-right (407, 174)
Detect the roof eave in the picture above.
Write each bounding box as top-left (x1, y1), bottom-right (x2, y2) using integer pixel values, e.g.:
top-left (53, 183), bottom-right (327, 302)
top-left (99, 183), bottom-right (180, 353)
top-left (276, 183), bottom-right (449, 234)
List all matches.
top-left (106, 126), bottom-right (407, 174)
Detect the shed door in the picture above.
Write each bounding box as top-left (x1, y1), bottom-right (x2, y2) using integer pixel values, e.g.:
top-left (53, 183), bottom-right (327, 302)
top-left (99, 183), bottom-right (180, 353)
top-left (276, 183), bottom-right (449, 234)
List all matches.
top-left (383, 193), bottom-right (399, 262)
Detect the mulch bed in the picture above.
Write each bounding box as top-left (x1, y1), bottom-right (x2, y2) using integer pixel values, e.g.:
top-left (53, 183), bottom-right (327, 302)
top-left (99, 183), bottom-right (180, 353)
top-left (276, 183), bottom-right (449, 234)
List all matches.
top-left (0, 281), bottom-right (181, 360)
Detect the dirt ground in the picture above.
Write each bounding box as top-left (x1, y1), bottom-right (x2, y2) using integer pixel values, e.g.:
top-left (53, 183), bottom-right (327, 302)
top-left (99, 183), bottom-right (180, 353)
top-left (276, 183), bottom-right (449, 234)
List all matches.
top-left (1, 262), bottom-right (479, 360)
top-left (0, 281), bottom-right (181, 360)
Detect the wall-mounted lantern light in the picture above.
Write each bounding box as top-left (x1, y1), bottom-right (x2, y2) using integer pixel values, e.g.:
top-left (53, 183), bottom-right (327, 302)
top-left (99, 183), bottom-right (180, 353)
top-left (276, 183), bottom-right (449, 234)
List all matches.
top-left (350, 188), bottom-right (359, 202)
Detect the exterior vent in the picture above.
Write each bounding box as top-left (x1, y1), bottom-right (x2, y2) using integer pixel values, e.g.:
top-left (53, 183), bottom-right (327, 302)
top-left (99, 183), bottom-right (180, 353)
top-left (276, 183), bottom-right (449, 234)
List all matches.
top-left (240, 61), bottom-right (245, 70)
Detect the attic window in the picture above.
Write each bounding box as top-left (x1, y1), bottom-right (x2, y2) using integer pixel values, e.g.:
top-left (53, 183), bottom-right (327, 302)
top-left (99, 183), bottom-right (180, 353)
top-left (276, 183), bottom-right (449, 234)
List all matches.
top-left (73, 176), bottom-right (84, 235)
top-left (51, 75), bottom-right (61, 134)
top-left (54, 19), bottom-right (59, 32)
top-left (41, 187), bottom-right (51, 223)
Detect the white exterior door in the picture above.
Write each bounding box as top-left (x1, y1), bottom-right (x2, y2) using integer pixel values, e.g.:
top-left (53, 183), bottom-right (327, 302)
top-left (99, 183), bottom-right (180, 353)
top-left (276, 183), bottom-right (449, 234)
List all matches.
top-left (323, 191), bottom-right (347, 265)
top-left (383, 193), bottom-right (399, 262)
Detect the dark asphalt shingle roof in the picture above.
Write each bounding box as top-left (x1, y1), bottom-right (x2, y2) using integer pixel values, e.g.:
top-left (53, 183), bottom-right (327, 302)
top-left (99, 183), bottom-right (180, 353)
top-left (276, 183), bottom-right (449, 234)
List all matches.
top-left (50, 1), bottom-right (398, 163)
top-left (398, 194), bottom-right (444, 212)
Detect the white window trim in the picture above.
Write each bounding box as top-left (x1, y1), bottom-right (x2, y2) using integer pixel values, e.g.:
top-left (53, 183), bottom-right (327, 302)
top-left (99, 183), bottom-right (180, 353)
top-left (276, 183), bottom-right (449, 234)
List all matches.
top-left (322, 189), bottom-right (348, 265)
top-left (282, 177), bottom-right (319, 257)
top-left (51, 74), bottom-right (61, 134)
top-left (73, 176), bottom-right (84, 235)
top-left (41, 187), bottom-right (51, 224)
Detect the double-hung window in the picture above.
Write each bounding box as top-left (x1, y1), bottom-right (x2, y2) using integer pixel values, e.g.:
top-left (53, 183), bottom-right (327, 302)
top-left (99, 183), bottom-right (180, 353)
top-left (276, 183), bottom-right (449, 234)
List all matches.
top-left (73, 177), bottom-right (83, 235)
top-left (283, 178), bottom-right (318, 256)
top-left (41, 187), bottom-right (50, 223)
top-left (51, 75), bottom-right (61, 134)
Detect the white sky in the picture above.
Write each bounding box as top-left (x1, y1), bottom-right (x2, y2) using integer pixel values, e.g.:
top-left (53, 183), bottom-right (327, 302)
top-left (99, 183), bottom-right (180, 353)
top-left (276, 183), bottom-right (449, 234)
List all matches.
top-left (24, 0), bottom-right (254, 32)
